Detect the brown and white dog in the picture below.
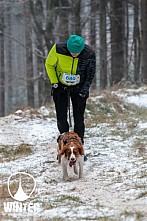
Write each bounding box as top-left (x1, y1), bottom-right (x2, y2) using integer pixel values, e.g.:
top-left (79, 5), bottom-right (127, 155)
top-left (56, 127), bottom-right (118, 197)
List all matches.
top-left (57, 132), bottom-right (84, 181)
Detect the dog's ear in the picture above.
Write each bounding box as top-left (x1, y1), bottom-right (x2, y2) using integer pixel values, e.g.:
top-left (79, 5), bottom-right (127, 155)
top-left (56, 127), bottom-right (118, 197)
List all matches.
top-left (57, 134), bottom-right (64, 151)
top-left (79, 145), bottom-right (84, 155)
top-left (59, 146), bottom-right (66, 155)
top-left (57, 147), bottom-right (65, 164)
top-left (57, 134), bottom-right (62, 143)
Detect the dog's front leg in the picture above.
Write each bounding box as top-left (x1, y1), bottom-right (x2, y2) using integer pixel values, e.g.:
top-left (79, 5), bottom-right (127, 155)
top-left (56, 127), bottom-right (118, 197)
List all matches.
top-left (73, 164), bottom-right (78, 175)
top-left (78, 156), bottom-right (84, 178)
top-left (61, 156), bottom-right (69, 181)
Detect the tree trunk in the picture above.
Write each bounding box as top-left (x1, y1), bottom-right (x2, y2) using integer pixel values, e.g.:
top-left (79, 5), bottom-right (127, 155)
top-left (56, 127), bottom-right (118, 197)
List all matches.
top-left (133, 0), bottom-right (141, 83)
top-left (140, 0), bottom-right (147, 83)
top-left (73, 0), bottom-right (81, 35)
top-left (123, 0), bottom-right (128, 81)
top-left (0, 25), bottom-right (4, 116)
top-left (81, 0), bottom-right (91, 43)
top-left (4, 4), bottom-right (12, 115)
top-left (110, 0), bottom-right (125, 85)
top-left (99, 0), bottom-right (107, 89)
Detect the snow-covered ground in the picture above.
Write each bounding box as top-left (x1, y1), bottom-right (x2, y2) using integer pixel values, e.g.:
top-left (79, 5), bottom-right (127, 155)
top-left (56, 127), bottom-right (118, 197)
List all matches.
top-left (115, 86), bottom-right (147, 108)
top-left (0, 86), bottom-right (147, 221)
top-left (126, 94), bottom-right (147, 108)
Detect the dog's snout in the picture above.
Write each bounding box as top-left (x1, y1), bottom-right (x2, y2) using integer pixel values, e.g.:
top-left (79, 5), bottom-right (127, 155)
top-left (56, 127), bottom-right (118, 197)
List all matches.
top-left (71, 157), bottom-right (75, 161)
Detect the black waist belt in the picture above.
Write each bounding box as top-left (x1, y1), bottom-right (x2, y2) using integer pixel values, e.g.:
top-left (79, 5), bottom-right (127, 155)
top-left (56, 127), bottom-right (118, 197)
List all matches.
top-left (58, 82), bottom-right (82, 91)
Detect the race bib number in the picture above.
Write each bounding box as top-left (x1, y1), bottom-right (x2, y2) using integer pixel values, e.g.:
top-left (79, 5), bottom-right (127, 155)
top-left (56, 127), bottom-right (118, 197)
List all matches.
top-left (62, 73), bottom-right (80, 85)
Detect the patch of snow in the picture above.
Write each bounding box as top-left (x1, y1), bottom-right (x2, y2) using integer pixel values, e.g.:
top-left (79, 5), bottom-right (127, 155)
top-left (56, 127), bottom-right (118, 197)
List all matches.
top-left (126, 94), bottom-right (147, 108)
top-left (0, 86), bottom-right (147, 220)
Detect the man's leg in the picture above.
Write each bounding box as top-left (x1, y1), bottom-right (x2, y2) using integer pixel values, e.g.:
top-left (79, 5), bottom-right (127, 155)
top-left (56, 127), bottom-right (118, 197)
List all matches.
top-left (71, 93), bottom-right (87, 144)
top-left (53, 86), bottom-right (69, 133)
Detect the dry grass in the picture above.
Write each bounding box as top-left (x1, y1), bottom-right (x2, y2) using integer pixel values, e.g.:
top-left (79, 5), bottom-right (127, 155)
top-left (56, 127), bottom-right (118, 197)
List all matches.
top-left (0, 143), bottom-right (33, 161)
top-left (0, 183), bottom-right (10, 199)
top-left (120, 211), bottom-right (144, 220)
top-left (14, 104), bottom-right (56, 119)
top-left (137, 191), bottom-right (147, 199)
top-left (86, 90), bottom-right (147, 127)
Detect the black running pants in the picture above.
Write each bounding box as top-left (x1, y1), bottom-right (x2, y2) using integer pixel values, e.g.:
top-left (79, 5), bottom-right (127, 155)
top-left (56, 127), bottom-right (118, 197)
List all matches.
top-left (52, 85), bottom-right (88, 143)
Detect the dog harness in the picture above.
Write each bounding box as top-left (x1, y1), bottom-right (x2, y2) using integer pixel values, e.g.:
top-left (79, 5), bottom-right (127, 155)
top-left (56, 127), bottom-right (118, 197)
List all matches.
top-left (63, 132), bottom-right (82, 145)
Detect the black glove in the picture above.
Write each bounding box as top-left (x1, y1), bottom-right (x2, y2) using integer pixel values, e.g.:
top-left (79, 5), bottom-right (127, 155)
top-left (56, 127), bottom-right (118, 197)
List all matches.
top-left (79, 92), bottom-right (86, 98)
top-left (51, 83), bottom-right (58, 96)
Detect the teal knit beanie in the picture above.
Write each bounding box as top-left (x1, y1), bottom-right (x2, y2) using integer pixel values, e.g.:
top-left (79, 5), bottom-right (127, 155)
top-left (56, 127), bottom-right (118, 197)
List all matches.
top-left (67, 34), bottom-right (84, 53)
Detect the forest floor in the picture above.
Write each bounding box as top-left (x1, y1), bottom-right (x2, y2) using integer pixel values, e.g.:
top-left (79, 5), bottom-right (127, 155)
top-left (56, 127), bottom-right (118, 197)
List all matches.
top-left (0, 85), bottom-right (147, 221)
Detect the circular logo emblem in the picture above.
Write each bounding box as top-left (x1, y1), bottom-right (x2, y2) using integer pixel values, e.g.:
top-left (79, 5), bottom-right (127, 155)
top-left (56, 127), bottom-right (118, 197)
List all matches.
top-left (7, 172), bottom-right (36, 202)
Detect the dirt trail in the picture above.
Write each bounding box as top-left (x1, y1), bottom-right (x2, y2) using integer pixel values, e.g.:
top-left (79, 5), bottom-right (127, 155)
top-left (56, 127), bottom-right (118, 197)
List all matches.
top-left (0, 102), bottom-right (147, 221)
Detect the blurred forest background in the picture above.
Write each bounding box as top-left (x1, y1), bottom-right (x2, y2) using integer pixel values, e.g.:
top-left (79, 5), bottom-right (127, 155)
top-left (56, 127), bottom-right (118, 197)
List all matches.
top-left (0, 0), bottom-right (147, 116)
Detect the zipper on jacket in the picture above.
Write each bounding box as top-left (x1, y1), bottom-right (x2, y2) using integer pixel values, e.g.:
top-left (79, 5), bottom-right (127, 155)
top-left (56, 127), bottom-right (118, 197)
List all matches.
top-left (71, 58), bottom-right (75, 74)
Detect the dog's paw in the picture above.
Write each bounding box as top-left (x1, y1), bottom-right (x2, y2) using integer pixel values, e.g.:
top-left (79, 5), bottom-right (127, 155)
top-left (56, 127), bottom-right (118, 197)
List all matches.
top-left (79, 174), bottom-right (84, 179)
top-left (79, 176), bottom-right (86, 182)
top-left (63, 176), bottom-right (70, 181)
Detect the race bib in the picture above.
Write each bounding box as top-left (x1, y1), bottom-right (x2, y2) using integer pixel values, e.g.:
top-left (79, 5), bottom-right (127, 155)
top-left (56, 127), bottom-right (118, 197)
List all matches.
top-left (62, 73), bottom-right (80, 85)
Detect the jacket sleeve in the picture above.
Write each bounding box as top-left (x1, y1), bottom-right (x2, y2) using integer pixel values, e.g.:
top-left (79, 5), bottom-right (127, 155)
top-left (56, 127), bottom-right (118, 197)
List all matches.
top-left (80, 54), bottom-right (96, 95)
top-left (45, 44), bottom-right (59, 84)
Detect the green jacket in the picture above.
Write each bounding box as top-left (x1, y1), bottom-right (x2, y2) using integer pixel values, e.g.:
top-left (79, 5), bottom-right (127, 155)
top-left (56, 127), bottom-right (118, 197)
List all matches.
top-left (45, 42), bottom-right (96, 94)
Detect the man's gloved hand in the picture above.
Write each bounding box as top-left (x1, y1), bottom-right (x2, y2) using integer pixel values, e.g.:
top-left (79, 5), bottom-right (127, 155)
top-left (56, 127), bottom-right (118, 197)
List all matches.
top-left (51, 84), bottom-right (58, 96)
top-left (79, 92), bottom-right (86, 98)
top-left (52, 83), bottom-right (58, 89)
